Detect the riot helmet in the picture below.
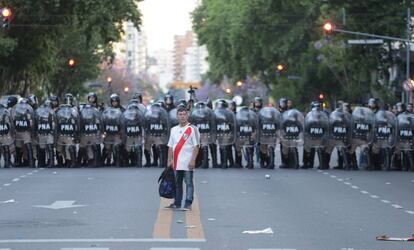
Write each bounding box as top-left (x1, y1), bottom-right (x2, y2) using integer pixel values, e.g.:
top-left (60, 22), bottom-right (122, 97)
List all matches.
top-left (368, 98), bottom-right (379, 111)
top-left (278, 98), bottom-right (287, 111)
top-left (27, 94), bottom-right (38, 108)
top-left (87, 92), bottom-right (98, 105)
top-left (164, 94), bottom-right (174, 105)
top-left (49, 95), bottom-right (59, 109)
top-left (407, 103), bottom-right (414, 113)
top-left (216, 99), bottom-right (228, 109)
top-left (110, 93), bottom-right (120, 107)
top-left (396, 102), bottom-right (406, 114)
top-left (132, 92), bottom-right (143, 103)
top-left (253, 97), bottom-right (263, 110)
top-left (64, 93), bottom-right (74, 106)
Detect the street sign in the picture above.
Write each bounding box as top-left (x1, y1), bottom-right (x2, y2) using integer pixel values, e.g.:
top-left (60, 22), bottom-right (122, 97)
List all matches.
top-left (348, 39), bottom-right (384, 45)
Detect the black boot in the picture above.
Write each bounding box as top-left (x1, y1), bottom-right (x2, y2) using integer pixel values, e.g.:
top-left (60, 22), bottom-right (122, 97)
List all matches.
top-left (46, 144), bottom-right (55, 168)
top-left (227, 145), bottom-right (234, 168)
top-left (246, 147), bottom-right (254, 169)
top-left (136, 146), bottom-right (143, 168)
top-left (69, 145), bottom-right (77, 168)
top-left (333, 148), bottom-right (344, 169)
top-left (3, 146), bottom-right (12, 168)
top-left (144, 149), bottom-right (151, 167)
top-left (350, 152), bottom-right (358, 170)
top-left (322, 151), bottom-right (331, 170)
top-left (195, 147), bottom-right (202, 168)
top-left (152, 145), bottom-right (159, 167)
top-left (266, 146), bottom-right (275, 169)
top-left (301, 150), bottom-right (312, 169)
top-left (114, 144), bottom-right (122, 167)
top-left (201, 146), bottom-right (209, 169)
top-left (25, 143), bottom-right (35, 168)
top-left (259, 152), bottom-right (267, 168)
top-left (210, 144), bottom-right (218, 168)
top-left (159, 145), bottom-right (167, 168)
top-left (220, 146), bottom-right (228, 169)
top-left (38, 148), bottom-right (46, 168)
top-left (15, 147), bottom-right (23, 167)
top-left (235, 151), bottom-right (242, 168)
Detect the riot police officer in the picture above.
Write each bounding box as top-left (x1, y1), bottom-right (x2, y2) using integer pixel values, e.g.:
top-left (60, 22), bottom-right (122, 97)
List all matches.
top-left (214, 99), bottom-right (236, 169)
top-left (0, 103), bottom-right (15, 168)
top-left (278, 98), bottom-right (289, 168)
top-left (55, 102), bottom-right (79, 167)
top-left (79, 102), bottom-right (102, 167)
top-left (122, 102), bottom-right (145, 167)
top-left (12, 98), bottom-right (35, 167)
top-left (50, 96), bottom-right (59, 112)
top-left (164, 94), bottom-right (175, 112)
top-left (35, 100), bottom-right (56, 168)
top-left (207, 99), bottom-right (219, 168)
top-left (102, 94), bottom-right (124, 167)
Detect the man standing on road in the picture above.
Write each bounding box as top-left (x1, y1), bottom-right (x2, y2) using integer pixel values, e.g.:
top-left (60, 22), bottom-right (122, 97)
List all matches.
top-left (166, 105), bottom-right (200, 210)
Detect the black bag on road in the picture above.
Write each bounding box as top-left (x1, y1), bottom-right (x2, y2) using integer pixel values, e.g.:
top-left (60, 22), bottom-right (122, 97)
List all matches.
top-left (158, 167), bottom-right (176, 199)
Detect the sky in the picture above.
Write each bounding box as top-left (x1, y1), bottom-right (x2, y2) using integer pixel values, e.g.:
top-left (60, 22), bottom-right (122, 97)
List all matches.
top-left (139, 0), bottom-right (199, 54)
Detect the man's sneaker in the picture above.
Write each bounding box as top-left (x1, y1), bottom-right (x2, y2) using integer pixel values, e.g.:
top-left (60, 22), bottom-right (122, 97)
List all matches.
top-left (182, 205), bottom-right (192, 211)
top-left (165, 204), bottom-right (178, 209)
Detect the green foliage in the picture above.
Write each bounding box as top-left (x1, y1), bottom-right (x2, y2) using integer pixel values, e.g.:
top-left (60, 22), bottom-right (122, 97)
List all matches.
top-left (193, 0), bottom-right (414, 105)
top-left (0, 0), bottom-right (142, 98)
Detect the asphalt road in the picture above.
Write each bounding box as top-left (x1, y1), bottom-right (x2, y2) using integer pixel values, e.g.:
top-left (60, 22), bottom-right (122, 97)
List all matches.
top-left (0, 165), bottom-right (413, 250)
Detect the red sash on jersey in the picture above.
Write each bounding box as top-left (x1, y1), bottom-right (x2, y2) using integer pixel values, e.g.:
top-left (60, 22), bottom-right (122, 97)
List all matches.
top-left (173, 126), bottom-right (192, 171)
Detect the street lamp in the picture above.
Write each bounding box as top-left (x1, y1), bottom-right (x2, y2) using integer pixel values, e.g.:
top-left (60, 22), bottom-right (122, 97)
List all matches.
top-left (225, 88), bottom-right (231, 94)
top-left (124, 86), bottom-right (129, 94)
top-left (236, 81), bottom-right (243, 87)
top-left (106, 76), bottom-right (112, 84)
top-left (67, 58), bottom-right (76, 68)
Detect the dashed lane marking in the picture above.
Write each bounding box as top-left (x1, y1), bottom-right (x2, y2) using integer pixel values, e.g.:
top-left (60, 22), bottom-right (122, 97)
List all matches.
top-left (351, 185), bottom-right (359, 189)
top-left (330, 175), bottom-right (337, 178)
top-left (360, 191), bottom-right (369, 194)
top-left (392, 204), bottom-right (403, 209)
top-left (381, 200), bottom-right (391, 204)
top-left (62, 248), bottom-right (109, 250)
top-left (337, 178), bottom-right (344, 182)
top-left (3, 183), bottom-right (11, 187)
top-left (151, 248), bottom-right (200, 250)
top-left (405, 210), bottom-right (414, 215)
top-left (344, 182), bottom-right (351, 185)
top-left (370, 195), bottom-right (379, 199)
top-left (12, 178), bottom-right (19, 182)
top-left (0, 239), bottom-right (206, 243)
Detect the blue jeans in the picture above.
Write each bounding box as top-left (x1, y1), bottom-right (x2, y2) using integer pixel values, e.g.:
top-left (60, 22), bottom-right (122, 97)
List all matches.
top-left (174, 170), bottom-right (194, 207)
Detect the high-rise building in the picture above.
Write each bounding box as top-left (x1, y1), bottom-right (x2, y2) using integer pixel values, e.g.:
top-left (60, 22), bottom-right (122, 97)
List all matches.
top-left (182, 36), bottom-right (209, 82)
top-left (114, 22), bottom-right (148, 74)
top-left (173, 31), bottom-right (194, 80)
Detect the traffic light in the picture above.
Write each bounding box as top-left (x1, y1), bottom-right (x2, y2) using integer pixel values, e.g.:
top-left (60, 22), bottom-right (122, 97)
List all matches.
top-left (67, 58), bottom-right (76, 68)
top-left (318, 93), bottom-right (325, 101)
top-left (1, 7), bottom-right (12, 29)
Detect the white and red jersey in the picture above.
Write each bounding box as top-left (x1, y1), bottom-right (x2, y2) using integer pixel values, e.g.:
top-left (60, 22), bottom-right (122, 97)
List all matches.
top-left (167, 123), bottom-right (200, 171)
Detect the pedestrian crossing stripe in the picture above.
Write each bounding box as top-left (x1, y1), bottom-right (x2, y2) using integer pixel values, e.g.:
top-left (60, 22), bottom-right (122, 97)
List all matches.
top-left (62, 248), bottom-right (109, 250)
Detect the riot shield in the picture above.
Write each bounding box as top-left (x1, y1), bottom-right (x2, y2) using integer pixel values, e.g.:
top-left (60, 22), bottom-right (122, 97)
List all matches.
top-left (189, 102), bottom-right (215, 145)
top-left (168, 108), bottom-right (178, 128)
top-left (214, 106), bottom-right (235, 146)
top-left (56, 105), bottom-right (78, 138)
top-left (258, 107), bottom-right (281, 145)
top-left (35, 105), bottom-right (54, 136)
top-left (13, 102), bottom-right (33, 133)
top-left (304, 110), bottom-right (329, 148)
top-left (144, 104), bottom-right (170, 145)
top-left (0, 105), bottom-right (14, 145)
top-left (122, 106), bottom-right (145, 147)
top-left (373, 110), bottom-right (396, 148)
top-left (329, 109), bottom-right (352, 148)
top-left (281, 109), bottom-right (304, 147)
top-left (235, 107), bottom-right (258, 147)
top-left (102, 107), bottom-right (123, 144)
top-left (351, 107), bottom-right (374, 146)
top-left (396, 112), bottom-right (414, 151)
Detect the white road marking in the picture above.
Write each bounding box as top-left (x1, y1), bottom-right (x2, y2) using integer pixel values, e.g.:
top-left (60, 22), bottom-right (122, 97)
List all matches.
top-left (151, 248), bottom-right (201, 250)
top-left (381, 200), bottom-right (391, 204)
top-left (33, 170), bottom-right (39, 173)
top-left (337, 178), bottom-right (344, 182)
top-left (323, 172), bottom-right (329, 175)
top-left (19, 175), bottom-right (26, 178)
top-left (27, 172), bottom-right (32, 175)
top-left (344, 182), bottom-right (351, 185)
top-left (370, 195), bottom-right (379, 199)
top-left (360, 191), bottom-right (369, 194)
top-left (248, 249), bottom-right (296, 250)
top-left (392, 204), bottom-right (403, 209)
top-left (405, 210), bottom-right (414, 215)
top-left (351, 185), bottom-right (359, 189)
top-left (34, 201), bottom-right (87, 210)
top-left (12, 178), bottom-right (19, 182)
top-left (3, 183), bottom-right (11, 187)
top-left (0, 248), bottom-right (11, 250)
top-left (385, 182), bottom-right (391, 185)
top-left (62, 248), bottom-right (109, 250)
top-left (0, 238), bottom-right (206, 243)
top-left (330, 175), bottom-right (336, 178)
